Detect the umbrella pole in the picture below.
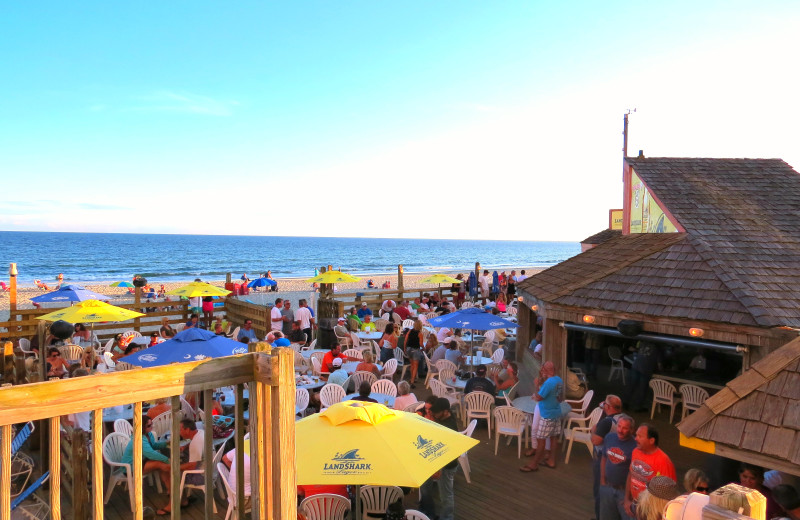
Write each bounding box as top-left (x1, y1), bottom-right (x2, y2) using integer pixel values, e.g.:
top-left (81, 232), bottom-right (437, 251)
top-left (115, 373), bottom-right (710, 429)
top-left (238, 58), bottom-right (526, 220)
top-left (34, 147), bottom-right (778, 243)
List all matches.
top-left (355, 484), bottom-right (361, 520)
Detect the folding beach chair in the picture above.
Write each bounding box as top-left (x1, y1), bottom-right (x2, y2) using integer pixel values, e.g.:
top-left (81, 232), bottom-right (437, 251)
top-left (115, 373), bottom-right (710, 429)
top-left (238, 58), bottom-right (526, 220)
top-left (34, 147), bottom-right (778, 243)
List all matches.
top-left (11, 471), bottom-right (51, 519)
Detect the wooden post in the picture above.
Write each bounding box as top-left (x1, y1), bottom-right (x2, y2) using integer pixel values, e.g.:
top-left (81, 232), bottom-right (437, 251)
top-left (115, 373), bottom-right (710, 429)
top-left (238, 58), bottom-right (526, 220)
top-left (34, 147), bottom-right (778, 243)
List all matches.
top-left (169, 396), bottom-right (181, 520)
top-left (397, 264), bottom-right (404, 294)
top-left (1, 342), bottom-right (12, 385)
top-left (13, 348), bottom-right (26, 385)
top-left (91, 411), bottom-right (104, 520)
top-left (516, 305), bottom-right (531, 363)
top-left (203, 389), bottom-right (214, 519)
top-left (38, 320), bottom-right (48, 473)
top-left (226, 272), bottom-right (232, 285)
top-left (234, 384), bottom-right (245, 520)
top-left (8, 263), bottom-right (17, 314)
top-left (49, 417), bottom-right (61, 520)
top-left (271, 348), bottom-right (296, 519)
top-left (542, 317), bottom-right (567, 377)
top-left (71, 429), bottom-right (88, 520)
top-left (1, 424), bottom-right (11, 520)
top-left (132, 402), bottom-right (143, 520)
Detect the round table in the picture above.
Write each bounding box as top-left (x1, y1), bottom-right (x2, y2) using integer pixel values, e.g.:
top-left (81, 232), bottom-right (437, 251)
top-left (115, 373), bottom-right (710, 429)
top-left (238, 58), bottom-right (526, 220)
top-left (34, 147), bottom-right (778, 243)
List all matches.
top-left (345, 393), bottom-right (396, 407)
top-left (511, 396), bottom-right (538, 414)
top-left (296, 375), bottom-right (325, 391)
top-left (356, 331), bottom-right (383, 341)
top-left (441, 376), bottom-right (466, 391)
top-left (463, 356), bottom-right (493, 366)
top-left (341, 361), bottom-right (383, 373)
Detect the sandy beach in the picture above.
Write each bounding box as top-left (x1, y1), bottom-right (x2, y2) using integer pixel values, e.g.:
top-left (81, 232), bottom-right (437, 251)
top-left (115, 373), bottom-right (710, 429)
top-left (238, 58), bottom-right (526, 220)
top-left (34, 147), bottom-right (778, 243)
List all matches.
top-left (0, 268), bottom-right (543, 322)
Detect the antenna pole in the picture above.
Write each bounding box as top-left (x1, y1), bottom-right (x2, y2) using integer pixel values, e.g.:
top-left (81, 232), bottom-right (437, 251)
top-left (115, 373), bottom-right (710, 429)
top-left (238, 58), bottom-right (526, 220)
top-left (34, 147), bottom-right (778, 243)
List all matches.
top-left (622, 111), bottom-right (629, 158)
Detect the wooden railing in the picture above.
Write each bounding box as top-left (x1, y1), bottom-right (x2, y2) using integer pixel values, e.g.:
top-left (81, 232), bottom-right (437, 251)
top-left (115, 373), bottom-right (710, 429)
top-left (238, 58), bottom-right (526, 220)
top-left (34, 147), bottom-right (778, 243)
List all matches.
top-left (330, 287), bottom-right (457, 316)
top-left (0, 346), bottom-right (296, 520)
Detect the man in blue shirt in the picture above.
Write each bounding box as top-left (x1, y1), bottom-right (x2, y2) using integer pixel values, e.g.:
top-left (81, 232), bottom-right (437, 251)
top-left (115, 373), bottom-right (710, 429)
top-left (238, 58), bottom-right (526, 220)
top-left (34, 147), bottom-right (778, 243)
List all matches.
top-left (357, 302), bottom-right (373, 320)
top-left (598, 415), bottom-right (637, 520)
top-left (521, 361), bottom-right (563, 472)
top-left (237, 319), bottom-right (257, 343)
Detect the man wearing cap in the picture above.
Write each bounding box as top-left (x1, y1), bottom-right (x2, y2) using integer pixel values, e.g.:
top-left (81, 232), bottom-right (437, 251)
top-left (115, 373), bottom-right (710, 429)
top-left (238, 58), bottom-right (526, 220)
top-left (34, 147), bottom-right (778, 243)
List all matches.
top-left (326, 358), bottom-right (349, 387)
top-left (270, 298), bottom-right (283, 332)
top-left (773, 484), bottom-right (800, 520)
top-left (419, 398), bottom-right (459, 520)
top-left (334, 317), bottom-right (349, 339)
top-left (357, 302), bottom-right (373, 320)
top-left (464, 365), bottom-right (496, 396)
top-left (598, 414), bottom-right (637, 520)
top-left (624, 424), bottom-right (675, 517)
top-left (321, 344), bottom-right (359, 373)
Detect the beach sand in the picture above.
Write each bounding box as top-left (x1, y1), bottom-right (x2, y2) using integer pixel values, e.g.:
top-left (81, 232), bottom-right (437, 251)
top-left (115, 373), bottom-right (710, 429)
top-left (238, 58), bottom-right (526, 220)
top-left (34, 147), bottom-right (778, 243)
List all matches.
top-left (0, 268), bottom-right (543, 322)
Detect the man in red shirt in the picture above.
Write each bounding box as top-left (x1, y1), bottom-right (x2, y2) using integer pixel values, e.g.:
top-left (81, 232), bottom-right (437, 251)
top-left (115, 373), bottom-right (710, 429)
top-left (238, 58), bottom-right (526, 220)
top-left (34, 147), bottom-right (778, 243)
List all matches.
top-left (624, 423), bottom-right (675, 517)
top-left (394, 300), bottom-right (412, 321)
top-left (321, 344), bottom-right (359, 373)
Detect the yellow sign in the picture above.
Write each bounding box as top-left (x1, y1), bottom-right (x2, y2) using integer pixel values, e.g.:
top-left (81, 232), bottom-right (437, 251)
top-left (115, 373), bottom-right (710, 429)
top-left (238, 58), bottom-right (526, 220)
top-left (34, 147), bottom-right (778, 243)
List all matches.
top-left (609, 209), bottom-right (623, 230)
top-left (679, 433), bottom-right (716, 455)
top-left (629, 171), bottom-right (679, 233)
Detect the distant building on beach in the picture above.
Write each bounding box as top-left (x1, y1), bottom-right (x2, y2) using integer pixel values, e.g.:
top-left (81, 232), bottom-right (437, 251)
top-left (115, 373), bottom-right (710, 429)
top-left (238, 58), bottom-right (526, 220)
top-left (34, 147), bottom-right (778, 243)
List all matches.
top-left (515, 155), bottom-right (800, 473)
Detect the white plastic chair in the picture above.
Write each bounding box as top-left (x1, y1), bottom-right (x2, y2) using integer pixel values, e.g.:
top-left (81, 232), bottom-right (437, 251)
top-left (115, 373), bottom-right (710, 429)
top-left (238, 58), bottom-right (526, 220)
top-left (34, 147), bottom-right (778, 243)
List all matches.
top-left (437, 369), bottom-right (459, 395)
top-left (310, 351), bottom-right (326, 369)
top-left (320, 384), bottom-right (346, 410)
top-left (229, 326), bottom-right (240, 341)
top-left (404, 402), bottom-right (423, 413)
top-left (102, 337), bottom-right (115, 354)
top-left (299, 493), bottom-right (350, 520)
top-left (180, 397), bottom-right (198, 421)
top-left (429, 379), bottom-right (461, 421)
top-left (103, 352), bottom-right (116, 368)
top-left (464, 391), bottom-right (494, 438)
top-left (563, 406), bottom-right (604, 463)
top-left (59, 344), bottom-right (84, 362)
top-left (179, 441), bottom-right (226, 513)
top-left (102, 432), bottom-right (134, 510)
top-left (435, 359), bottom-right (457, 374)
top-left (296, 387), bottom-right (310, 417)
top-left (507, 306), bottom-right (518, 316)
top-left (490, 348), bottom-right (505, 365)
top-left (371, 379), bottom-right (397, 397)
top-left (381, 358), bottom-right (398, 380)
top-left (679, 384), bottom-right (709, 420)
top-left (458, 420), bottom-right (478, 483)
top-left (423, 352), bottom-right (438, 389)
top-left (493, 406), bottom-right (527, 458)
top-left (113, 419), bottom-right (132, 437)
top-left (359, 485), bottom-right (403, 520)
top-left (217, 463), bottom-right (251, 520)
top-left (18, 338), bottom-right (37, 358)
top-left (402, 319), bottom-right (415, 330)
top-left (151, 411), bottom-right (172, 441)
top-left (342, 348), bottom-right (363, 360)
top-left (565, 389), bottom-right (594, 424)
top-left (374, 319), bottom-right (389, 333)
top-left (350, 371), bottom-right (378, 391)
top-left (393, 347), bottom-right (408, 381)
top-left (608, 346), bottom-right (626, 383)
top-left (650, 379), bottom-right (682, 423)
top-left (311, 357), bottom-right (323, 376)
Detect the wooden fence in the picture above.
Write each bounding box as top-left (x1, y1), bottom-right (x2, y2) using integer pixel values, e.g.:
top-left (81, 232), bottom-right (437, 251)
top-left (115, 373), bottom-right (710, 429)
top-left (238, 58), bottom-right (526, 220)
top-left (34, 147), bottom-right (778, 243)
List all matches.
top-left (0, 346), bottom-right (296, 520)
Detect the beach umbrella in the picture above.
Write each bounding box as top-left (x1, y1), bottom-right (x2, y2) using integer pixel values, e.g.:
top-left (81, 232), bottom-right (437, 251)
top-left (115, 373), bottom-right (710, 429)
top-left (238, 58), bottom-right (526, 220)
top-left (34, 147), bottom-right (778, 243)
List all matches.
top-left (166, 281), bottom-right (231, 298)
top-left (419, 274), bottom-right (462, 285)
top-left (35, 299), bottom-right (145, 323)
top-left (305, 270), bottom-right (361, 284)
top-left (428, 308), bottom-right (518, 331)
top-left (247, 277), bottom-right (277, 289)
top-left (492, 271), bottom-right (500, 294)
top-left (109, 281), bottom-right (134, 288)
top-left (117, 327), bottom-right (249, 367)
top-left (296, 401), bottom-right (478, 519)
top-left (467, 272), bottom-right (477, 297)
top-left (30, 284), bottom-right (110, 304)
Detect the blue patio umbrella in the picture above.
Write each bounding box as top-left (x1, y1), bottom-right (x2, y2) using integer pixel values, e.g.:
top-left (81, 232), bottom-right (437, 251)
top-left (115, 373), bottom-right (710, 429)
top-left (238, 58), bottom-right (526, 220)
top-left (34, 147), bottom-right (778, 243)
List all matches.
top-left (467, 272), bottom-right (477, 297)
top-left (491, 271), bottom-right (500, 294)
top-left (247, 277), bottom-right (277, 288)
top-left (118, 327), bottom-right (250, 368)
top-left (30, 284), bottom-right (110, 304)
top-left (428, 308), bottom-right (518, 331)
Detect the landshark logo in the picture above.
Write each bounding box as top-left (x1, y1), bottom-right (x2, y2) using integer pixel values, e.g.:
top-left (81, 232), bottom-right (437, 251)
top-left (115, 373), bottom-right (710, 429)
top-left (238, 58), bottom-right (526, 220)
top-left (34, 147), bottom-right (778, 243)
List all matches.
top-left (322, 449), bottom-right (372, 476)
top-left (138, 354), bottom-right (157, 362)
top-left (232, 347), bottom-right (248, 354)
top-left (413, 435), bottom-right (447, 462)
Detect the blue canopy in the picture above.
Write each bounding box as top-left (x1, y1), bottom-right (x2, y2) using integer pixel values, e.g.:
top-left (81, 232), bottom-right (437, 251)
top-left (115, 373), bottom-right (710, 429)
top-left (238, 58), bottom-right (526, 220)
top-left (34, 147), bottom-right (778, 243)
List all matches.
top-left (491, 271), bottom-right (500, 294)
top-left (118, 328), bottom-right (250, 368)
top-left (467, 272), bottom-right (477, 297)
top-left (30, 284), bottom-right (109, 303)
top-left (428, 308), bottom-right (518, 331)
top-left (247, 277), bottom-right (277, 288)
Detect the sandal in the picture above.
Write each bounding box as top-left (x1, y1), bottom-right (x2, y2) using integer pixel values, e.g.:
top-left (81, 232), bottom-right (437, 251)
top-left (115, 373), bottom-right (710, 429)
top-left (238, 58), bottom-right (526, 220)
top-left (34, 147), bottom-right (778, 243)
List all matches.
top-left (519, 464), bottom-right (538, 472)
top-left (156, 509), bottom-right (169, 516)
top-left (524, 449), bottom-right (536, 457)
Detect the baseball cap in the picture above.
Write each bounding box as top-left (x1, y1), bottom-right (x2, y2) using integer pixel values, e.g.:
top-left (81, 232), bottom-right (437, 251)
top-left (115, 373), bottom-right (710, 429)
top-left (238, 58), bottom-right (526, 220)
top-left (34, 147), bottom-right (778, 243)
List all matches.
top-left (430, 397), bottom-right (452, 414)
top-left (332, 358), bottom-right (343, 367)
top-left (338, 317), bottom-right (346, 322)
top-left (443, 337), bottom-right (453, 344)
top-left (361, 302), bottom-right (368, 306)
top-left (274, 338), bottom-right (291, 347)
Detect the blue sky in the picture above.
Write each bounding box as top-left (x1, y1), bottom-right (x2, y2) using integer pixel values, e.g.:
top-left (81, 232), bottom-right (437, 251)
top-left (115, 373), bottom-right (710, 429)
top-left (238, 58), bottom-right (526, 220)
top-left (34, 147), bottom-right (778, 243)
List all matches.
top-left (2, 1), bottom-right (800, 240)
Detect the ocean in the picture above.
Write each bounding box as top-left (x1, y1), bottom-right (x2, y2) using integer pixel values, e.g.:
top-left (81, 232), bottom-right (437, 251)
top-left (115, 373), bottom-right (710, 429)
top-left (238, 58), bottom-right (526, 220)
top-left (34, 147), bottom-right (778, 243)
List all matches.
top-left (0, 231), bottom-right (580, 285)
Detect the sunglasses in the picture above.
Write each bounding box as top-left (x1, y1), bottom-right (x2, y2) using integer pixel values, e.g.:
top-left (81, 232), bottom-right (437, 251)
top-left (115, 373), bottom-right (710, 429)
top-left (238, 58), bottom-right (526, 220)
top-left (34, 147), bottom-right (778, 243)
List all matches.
top-left (695, 486), bottom-right (709, 493)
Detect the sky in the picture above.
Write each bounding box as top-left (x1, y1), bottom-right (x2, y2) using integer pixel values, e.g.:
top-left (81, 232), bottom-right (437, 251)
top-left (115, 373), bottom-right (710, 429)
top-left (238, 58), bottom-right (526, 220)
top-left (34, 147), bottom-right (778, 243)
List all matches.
top-left (2, 1), bottom-right (800, 241)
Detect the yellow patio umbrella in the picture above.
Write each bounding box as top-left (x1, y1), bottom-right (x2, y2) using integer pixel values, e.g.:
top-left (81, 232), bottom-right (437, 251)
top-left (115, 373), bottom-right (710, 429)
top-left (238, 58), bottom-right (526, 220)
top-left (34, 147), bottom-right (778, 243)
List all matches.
top-left (419, 274), bottom-right (462, 285)
top-left (305, 270), bottom-right (361, 284)
top-left (35, 299), bottom-right (145, 323)
top-left (295, 401), bottom-right (478, 487)
top-left (165, 281), bottom-right (231, 298)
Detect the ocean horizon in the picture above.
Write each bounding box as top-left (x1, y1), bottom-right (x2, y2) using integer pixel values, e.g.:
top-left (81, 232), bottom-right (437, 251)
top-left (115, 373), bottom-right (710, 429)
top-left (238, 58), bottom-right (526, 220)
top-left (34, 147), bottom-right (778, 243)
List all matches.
top-left (0, 231), bottom-right (580, 285)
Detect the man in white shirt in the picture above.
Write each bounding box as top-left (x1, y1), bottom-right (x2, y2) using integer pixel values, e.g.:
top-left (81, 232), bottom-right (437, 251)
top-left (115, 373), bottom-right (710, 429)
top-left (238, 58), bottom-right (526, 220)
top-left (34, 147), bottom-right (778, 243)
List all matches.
top-left (478, 270), bottom-right (490, 302)
top-left (436, 327), bottom-right (453, 343)
top-left (515, 270), bottom-right (528, 283)
top-left (294, 299), bottom-right (315, 342)
top-left (270, 298), bottom-right (283, 332)
top-left (223, 446), bottom-right (251, 511)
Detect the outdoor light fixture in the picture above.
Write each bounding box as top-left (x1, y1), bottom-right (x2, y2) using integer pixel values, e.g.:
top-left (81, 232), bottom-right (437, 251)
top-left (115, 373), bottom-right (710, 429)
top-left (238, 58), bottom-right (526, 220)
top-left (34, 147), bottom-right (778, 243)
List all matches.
top-left (583, 314), bottom-right (596, 324)
top-left (689, 328), bottom-right (704, 337)
top-left (9, 263), bottom-right (17, 276)
top-left (531, 304), bottom-right (538, 312)
top-left (518, 296), bottom-right (523, 302)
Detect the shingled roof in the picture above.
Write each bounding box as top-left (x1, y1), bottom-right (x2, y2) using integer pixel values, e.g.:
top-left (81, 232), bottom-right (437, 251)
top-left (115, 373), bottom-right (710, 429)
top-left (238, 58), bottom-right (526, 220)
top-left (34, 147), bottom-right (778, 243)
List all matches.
top-left (581, 229), bottom-right (621, 245)
top-left (678, 336), bottom-right (800, 473)
top-left (520, 158), bottom-right (800, 328)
